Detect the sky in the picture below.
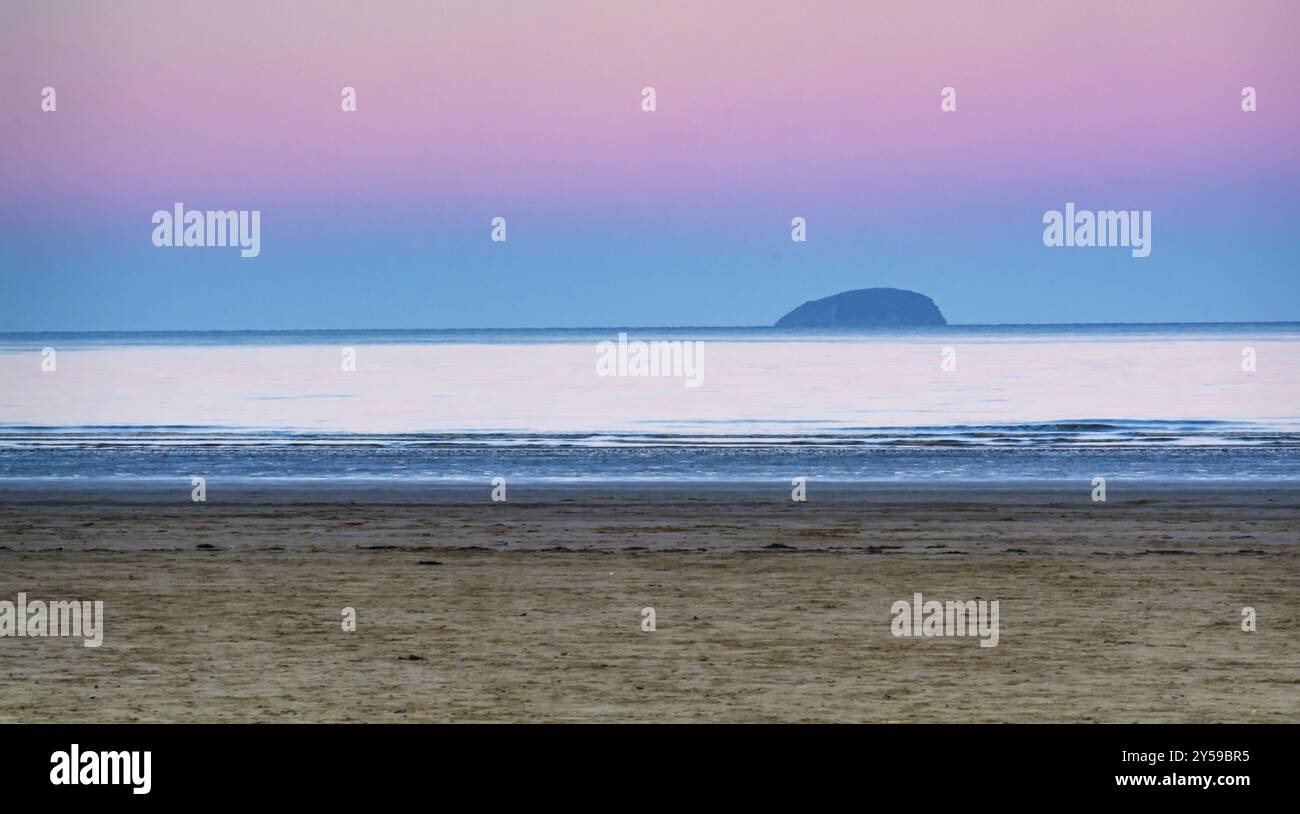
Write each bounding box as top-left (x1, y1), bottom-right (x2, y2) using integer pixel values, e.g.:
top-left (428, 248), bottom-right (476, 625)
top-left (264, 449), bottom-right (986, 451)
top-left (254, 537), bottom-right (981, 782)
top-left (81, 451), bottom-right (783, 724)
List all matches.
top-left (1, 0), bottom-right (1297, 331)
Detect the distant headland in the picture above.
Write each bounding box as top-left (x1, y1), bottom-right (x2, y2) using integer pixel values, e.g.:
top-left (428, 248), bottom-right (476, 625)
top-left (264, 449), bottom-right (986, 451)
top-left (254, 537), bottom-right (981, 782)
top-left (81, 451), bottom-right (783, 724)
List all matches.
top-left (775, 288), bottom-right (947, 328)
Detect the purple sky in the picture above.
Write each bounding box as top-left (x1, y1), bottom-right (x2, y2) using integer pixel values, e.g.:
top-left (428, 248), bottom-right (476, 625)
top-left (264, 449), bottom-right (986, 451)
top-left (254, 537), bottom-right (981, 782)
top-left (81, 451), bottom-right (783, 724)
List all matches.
top-left (2, 0), bottom-right (1297, 329)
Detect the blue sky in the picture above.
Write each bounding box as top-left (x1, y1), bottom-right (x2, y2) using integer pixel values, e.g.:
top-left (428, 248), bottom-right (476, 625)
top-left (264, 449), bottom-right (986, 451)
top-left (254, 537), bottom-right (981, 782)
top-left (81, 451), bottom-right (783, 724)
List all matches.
top-left (2, 1), bottom-right (1297, 330)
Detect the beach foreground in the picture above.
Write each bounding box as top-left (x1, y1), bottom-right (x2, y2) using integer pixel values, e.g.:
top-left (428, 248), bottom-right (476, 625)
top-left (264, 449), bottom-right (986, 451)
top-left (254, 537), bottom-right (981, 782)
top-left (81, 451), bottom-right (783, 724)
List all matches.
top-left (1, 486), bottom-right (1296, 722)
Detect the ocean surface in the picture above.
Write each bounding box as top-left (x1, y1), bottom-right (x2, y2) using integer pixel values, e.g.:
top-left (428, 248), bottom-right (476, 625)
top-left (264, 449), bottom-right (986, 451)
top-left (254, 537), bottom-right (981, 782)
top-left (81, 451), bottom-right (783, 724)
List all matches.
top-left (1, 323), bottom-right (1297, 483)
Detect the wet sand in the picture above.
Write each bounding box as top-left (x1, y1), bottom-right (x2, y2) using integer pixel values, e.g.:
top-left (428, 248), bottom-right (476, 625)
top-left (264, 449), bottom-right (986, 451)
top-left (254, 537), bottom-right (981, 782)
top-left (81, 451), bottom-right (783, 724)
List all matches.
top-left (0, 484), bottom-right (1296, 722)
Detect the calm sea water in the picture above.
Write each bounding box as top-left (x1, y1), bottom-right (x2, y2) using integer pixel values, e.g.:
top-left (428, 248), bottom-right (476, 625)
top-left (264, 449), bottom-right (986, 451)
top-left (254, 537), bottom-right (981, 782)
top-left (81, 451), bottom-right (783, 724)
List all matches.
top-left (1, 324), bottom-right (1297, 483)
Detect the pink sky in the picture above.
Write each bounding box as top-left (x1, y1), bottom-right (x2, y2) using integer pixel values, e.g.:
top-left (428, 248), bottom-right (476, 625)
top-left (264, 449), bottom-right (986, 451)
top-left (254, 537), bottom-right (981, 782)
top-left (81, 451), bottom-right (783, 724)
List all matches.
top-left (3, 0), bottom-right (1296, 209)
top-left (1, 1), bottom-right (1296, 330)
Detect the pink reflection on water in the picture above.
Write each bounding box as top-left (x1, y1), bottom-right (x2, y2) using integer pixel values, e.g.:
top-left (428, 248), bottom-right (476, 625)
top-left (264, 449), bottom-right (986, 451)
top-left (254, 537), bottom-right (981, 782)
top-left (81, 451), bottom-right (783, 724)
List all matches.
top-left (2, 337), bottom-right (1297, 437)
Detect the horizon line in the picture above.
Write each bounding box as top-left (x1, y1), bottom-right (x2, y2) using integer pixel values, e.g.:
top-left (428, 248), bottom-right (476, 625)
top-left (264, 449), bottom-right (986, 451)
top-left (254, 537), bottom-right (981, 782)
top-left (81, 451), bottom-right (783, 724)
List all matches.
top-left (3, 319), bottom-right (1300, 336)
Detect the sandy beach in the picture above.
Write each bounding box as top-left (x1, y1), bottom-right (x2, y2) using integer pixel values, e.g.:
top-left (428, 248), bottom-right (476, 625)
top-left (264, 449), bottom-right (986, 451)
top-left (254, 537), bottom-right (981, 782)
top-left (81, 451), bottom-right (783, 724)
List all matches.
top-left (0, 484), bottom-right (1295, 722)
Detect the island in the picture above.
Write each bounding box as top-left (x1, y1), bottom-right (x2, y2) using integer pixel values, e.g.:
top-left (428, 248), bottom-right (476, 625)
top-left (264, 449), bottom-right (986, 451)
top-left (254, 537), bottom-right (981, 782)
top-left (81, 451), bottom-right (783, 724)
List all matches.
top-left (775, 287), bottom-right (946, 328)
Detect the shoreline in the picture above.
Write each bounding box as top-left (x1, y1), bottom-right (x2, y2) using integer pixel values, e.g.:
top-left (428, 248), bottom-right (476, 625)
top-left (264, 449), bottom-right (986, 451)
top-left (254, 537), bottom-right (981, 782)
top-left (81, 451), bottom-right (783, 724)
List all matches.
top-left (3, 478), bottom-right (1297, 502)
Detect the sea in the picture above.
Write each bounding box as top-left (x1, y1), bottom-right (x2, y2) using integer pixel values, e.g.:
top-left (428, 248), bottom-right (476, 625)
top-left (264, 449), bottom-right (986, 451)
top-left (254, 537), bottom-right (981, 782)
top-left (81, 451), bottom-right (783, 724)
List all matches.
top-left (1, 323), bottom-right (1297, 485)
